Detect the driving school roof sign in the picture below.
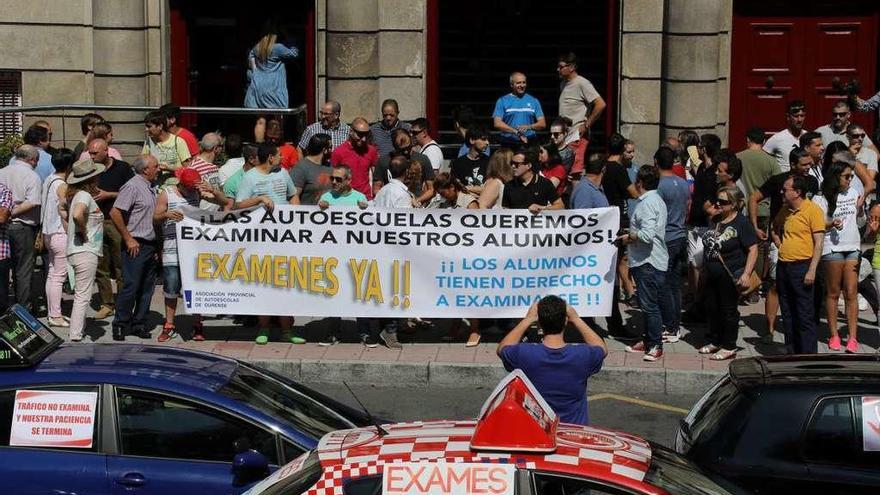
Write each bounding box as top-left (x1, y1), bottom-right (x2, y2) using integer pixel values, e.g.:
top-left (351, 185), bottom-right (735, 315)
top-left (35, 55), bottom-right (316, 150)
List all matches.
top-left (382, 462), bottom-right (515, 495)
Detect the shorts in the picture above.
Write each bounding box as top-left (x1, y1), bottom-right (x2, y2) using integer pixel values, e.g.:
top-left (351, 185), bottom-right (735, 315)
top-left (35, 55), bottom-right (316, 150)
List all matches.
top-left (163, 265), bottom-right (182, 299)
top-left (687, 227), bottom-right (707, 268)
top-left (822, 250), bottom-right (861, 262)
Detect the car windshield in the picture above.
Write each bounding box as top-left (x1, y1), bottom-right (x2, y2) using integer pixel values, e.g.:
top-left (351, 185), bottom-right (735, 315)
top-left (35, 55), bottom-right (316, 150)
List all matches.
top-left (244, 450), bottom-right (323, 495)
top-left (644, 444), bottom-right (744, 495)
top-left (219, 364), bottom-right (354, 438)
top-left (679, 376), bottom-right (741, 450)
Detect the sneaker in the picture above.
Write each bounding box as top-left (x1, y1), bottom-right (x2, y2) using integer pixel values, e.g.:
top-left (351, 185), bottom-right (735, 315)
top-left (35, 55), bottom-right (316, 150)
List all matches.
top-left (318, 335), bottom-right (339, 347)
top-left (828, 335), bottom-right (842, 351)
top-left (661, 330), bottom-right (680, 343)
top-left (643, 346), bottom-right (663, 362)
top-left (95, 305), bottom-right (114, 319)
top-left (47, 316), bottom-right (69, 328)
top-left (379, 329), bottom-right (403, 349)
top-left (846, 338), bottom-right (859, 354)
top-left (282, 331), bottom-right (306, 344)
top-left (254, 329), bottom-right (270, 345)
top-left (157, 324), bottom-right (176, 343)
top-left (360, 334), bottom-right (379, 348)
top-left (625, 341), bottom-right (646, 353)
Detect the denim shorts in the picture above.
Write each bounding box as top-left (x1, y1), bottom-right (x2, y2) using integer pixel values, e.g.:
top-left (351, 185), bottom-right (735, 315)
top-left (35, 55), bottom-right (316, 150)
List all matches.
top-left (163, 265), bottom-right (182, 298)
top-left (822, 250), bottom-right (860, 262)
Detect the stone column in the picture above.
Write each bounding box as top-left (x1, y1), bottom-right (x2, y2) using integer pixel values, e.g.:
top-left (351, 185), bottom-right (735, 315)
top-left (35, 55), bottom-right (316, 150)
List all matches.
top-left (660, 0), bottom-right (732, 144)
top-left (618, 0), bottom-right (665, 166)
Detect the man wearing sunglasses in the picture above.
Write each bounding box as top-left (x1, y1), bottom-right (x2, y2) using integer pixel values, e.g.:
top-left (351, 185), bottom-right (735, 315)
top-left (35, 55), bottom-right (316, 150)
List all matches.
top-left (764, 100), bottom-right (808, 173)
top-left (549, 117), bottom-right (577, 173)
top-left (501, 148), bottom-right (563, 213)
top-left (847, 124), bottom-right (878, 185)
top-left (815, 100), bottom-right (876, 149)
top-left (330, 117), bottom-right (379, 199)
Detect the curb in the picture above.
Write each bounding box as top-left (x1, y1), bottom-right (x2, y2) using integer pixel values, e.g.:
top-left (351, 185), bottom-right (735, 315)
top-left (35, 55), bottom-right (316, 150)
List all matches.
top-left (249, 358), bottom-right (724, 393)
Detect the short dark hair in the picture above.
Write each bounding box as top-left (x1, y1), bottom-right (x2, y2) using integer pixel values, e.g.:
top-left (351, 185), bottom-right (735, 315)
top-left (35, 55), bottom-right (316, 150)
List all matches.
top-left (607, 132), bottom-right (626, 155)
top-left (787, 100), bottom-right (806, 114)
top-left (389, 156), bottom-right (410, 178)
top-left (466, 125), bottom-right (489, 143)
top-left (23, 125), bottom-right (49, 146)
top-left (242, 144), bottom-right (258, 162)
top-left (557, 52), bottom-right (578, 69)
top-left (717, 149), bottom-right (742, 182)
top-left (159, 103), bottom-right (182, 122)
top-left (789, 174), bottom-right (810, 198)
top-left (79, 113), bottom-right (104, 135)
top-left (789, 147), bottom-right (810, 166)
top-left (225, 134), bottom-right (243, 158)
top-left (519, 146), bottom-right (540, 171)
top-left (305, 133), bottom-right (332, 156)
top-left (537, 295), bottom-right (567, 335)
top-left (144, 111), bottom-right (167, 128)
top-left (381, 99), bottom-right (400, 113)
top-left (257, 143), bottom-right (278, 164)
top-left (411, 117), bottom-right (429, 131)
top-left (551, 116), bottom-right (572, 129)
top-left (799, 131), bottom-right (822, 148)
top-left (584, 156), bottom-right (605, 175)
top-left (746, 127), bottom-right (765, 145)
top-left (50, 148), bottom-right (76, 173)
top-left (654, 146), bottom-right (676, 170)
top-left (636, 164), bottom-right (660, 191)
top-left (700, 133), bottom-right (722, 161)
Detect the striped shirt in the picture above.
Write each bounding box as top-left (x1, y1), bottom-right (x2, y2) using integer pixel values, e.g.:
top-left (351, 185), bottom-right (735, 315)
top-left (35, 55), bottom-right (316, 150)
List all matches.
top-left (297, 121), bottom-right (351, 152)
top-left (188, 156), bottom-right (222, 189)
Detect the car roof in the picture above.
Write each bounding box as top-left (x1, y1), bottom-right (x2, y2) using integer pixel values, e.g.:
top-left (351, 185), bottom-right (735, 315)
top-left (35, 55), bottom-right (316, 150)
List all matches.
top-left (314, 420), bottom-right (654, 487)
top-left (1, 343), bottom-right (238, 392)
top-left (729, 354), bottom-right (880, 388)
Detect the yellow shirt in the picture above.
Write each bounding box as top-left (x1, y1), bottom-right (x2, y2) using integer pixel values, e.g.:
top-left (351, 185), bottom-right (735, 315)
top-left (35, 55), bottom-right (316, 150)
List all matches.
top-left (774, 199), bottom-right (825, 262)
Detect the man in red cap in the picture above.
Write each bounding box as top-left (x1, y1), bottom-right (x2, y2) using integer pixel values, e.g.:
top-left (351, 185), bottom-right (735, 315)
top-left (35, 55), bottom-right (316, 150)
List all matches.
top-left (154, 167), bottom-right (230, 342)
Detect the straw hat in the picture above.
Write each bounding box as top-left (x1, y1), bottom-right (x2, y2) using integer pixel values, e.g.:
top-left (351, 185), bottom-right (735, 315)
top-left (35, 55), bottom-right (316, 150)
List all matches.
top-left (67, 158), bottom-right (105, 185)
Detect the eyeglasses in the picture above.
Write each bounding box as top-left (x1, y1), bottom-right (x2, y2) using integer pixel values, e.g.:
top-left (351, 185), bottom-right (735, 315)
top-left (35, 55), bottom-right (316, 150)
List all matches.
top-left (512, 160), bottom-right (528, 167)
top-left (849, 133), bottom-right (866, 139)
top-left (556, 63), bottom-right (571, 70)
top-left (550, 132), bottom-right (565, 137)
top-left (714, 198), bottom-right (732, 206)
top-left (319, 111), bottom-right (337, 117)
top-left (330, 176), bottom-right (345, 183)
top-left (833, 112), bottom-right (849, 117)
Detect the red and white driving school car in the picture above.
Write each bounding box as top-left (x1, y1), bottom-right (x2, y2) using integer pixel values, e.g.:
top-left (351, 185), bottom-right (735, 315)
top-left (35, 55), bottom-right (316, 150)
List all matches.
top-left (246, 371), bottom-right (743, 495)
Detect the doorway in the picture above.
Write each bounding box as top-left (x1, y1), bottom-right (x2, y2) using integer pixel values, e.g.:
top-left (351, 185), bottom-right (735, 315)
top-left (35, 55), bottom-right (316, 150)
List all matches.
top-left (729, 1), bottom-right (878, 144)
top-left (168, 0), bottom-right (314, 140)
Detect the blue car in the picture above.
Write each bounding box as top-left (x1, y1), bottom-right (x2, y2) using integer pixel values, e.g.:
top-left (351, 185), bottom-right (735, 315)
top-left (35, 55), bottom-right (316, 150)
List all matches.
top-left (0, 306), bottom-right (370, 495)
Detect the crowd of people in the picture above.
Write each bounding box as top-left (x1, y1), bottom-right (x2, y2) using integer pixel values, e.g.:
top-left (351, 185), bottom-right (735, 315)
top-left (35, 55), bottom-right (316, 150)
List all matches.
top-left (1, 51), bottom-right (880, 363)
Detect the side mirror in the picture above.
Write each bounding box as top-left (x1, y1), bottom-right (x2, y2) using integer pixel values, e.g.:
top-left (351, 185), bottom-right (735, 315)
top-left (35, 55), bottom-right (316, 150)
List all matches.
top-left (232, 449), bottom-right (270, 487)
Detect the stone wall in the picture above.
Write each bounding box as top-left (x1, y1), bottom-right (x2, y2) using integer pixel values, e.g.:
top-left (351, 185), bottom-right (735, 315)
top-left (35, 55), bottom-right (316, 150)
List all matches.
top-left (318, 0), bottom-right (427, 123)
top-left (0, 0), bottom-right (164, 158)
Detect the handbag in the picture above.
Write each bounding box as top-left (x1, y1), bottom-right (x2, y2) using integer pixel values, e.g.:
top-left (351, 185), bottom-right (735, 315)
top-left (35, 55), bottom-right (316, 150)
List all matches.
top-left (34, 177), bottom-right (61, 254)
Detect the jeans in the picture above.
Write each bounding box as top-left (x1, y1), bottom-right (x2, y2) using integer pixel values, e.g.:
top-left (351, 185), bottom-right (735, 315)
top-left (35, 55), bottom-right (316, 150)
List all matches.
top-left (8, 223), bottom-right (37, 311)
top-left (96, 219), bottom-right (124, 307)
top-left (776, 260), bottom-right (818, 354)
top-left (113, 242), bottom-right (158, 333)
top-left (68, 251), bottom-right (99, 340)
top-left (702, 265), bottom-right (740, 350)
top-left (632, 263), bottom-right (666, 349)
top-left (660, 237), bottom-right (687, 333)
top-left (44, 232), bottom-right (68, 318)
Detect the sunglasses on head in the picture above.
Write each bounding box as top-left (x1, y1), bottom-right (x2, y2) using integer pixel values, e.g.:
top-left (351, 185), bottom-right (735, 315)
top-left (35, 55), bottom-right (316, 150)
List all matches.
top-left (789, 106), bottom-right (805, 114)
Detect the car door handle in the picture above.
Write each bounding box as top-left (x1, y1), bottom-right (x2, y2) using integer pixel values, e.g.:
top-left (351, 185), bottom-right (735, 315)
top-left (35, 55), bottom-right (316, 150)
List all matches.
top-left (115, 472), bottom-right (147, 487)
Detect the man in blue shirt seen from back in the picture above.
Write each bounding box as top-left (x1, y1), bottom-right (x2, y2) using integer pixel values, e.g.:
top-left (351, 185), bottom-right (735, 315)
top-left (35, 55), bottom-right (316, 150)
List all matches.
top-left (493, 72), bottom-right (546, 147)
top-left (497, 295), bottom-right (606, 425)
top-left (655, 146), bottom-right (690, 343)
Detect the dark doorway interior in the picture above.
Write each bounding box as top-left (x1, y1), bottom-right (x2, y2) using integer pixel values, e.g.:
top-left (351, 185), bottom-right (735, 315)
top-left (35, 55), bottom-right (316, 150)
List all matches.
top-left (436, 0), bottom-right (612, 156)
top-left (169, 0), bottom-right (312, 140)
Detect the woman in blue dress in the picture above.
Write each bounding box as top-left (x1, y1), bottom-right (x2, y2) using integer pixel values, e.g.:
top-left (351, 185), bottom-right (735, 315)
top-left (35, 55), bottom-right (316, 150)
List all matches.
top-left (244, 33), bottom-right (299, 109)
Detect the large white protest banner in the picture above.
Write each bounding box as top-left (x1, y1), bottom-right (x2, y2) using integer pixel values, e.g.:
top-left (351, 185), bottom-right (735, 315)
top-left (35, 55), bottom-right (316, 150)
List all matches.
top-left (176, 206), bottom-right (619, 318)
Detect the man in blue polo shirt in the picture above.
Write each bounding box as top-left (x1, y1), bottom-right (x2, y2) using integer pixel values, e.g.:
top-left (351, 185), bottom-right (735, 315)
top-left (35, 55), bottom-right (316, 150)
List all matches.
top-left (493, 72), bottom-right (546, 147)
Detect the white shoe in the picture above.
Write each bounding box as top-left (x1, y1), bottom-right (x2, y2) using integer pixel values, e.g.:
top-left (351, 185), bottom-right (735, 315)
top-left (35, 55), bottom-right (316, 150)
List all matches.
top-left (48, 316), bottom-right (70, 328)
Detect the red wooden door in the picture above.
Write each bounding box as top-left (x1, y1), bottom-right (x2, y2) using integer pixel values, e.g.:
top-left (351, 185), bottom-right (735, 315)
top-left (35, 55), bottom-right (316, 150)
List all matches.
top-left (730, 6), bottom-right (878, 145)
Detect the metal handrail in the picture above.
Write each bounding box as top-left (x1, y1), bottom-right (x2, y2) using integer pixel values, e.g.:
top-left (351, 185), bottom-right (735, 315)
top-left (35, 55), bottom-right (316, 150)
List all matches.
top-left (0, 104), bottom-right (306, 115)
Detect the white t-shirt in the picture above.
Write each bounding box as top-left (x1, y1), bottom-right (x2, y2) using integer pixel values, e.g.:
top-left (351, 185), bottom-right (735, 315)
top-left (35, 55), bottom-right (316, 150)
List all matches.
top-left (66, 190), bottom-right (104, 257)
top-left (218, 157), bottom-right (245, 185)
top-left (815, 124), bottom-right (876, 149)
top-left (763, 128), bottom-right (805, 173)
top-left (851, 147), bottom-right (879, 196)
top-left (419, 141), bottom-right (444, 171)
top-left (40, 175), bottom-right (65, 235)
top-left (813, 187), bottom-right (860, 255)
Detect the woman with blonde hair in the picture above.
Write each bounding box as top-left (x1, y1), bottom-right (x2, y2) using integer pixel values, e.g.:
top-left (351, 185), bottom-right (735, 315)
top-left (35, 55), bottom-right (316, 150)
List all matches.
top-left (478, 148), bottom-right (513, 209)
top-left (245, 32), bottom-right (299, 109)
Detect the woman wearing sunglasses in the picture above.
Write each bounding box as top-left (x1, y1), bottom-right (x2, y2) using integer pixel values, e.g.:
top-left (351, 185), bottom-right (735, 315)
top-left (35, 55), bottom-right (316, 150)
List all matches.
top-left (698, 186), bottom-right (758, 360)
top-left (813, 153), bottom-right (861, 352)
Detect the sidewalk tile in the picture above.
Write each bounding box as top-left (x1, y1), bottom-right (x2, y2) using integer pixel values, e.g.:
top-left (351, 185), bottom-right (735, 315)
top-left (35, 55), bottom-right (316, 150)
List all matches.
top-left (360, 346), bottom-right (401, 361)
top-left (662, 353), bottom-right (702, 370)
top-left (214, 342), bottom-right (254, 359)
top-left (702, 358), bottom-right (733, 371)
top-left (398, 345), bottom-right (440, 363)
top-left (436, 347), bottom-right (477, 363)
top-left (173, 341), bottom-right (218, 353)
top-left (474, 346), bottom-right (501, 364)
top-left (322, 344), bottom-right (365, 361)
top-left (603, 351), bottom-right (625, 367)
top-left (286, 345), bottom-right (329, 360)
top-left (249, 343), bottom-right (292, 360)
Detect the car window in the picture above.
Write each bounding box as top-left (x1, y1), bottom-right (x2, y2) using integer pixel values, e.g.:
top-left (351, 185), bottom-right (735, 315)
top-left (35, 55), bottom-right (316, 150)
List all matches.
top-left (679, 377), bottom-right (742, 452)
top-left (0, 386), bottom-right (100, 452)
top-left (533, 472), bottom-right (629, 495)
top-left (344, 476), bottom-right (382, 495)
top-left (803, 396), bottom-right (857, 465)
top-left (116, 388), bottom-right (277, 464)
top-left (219, 364), bottom-right (354, 439)
top-left (282, 438), bottom-right (306, 463)
top-left (243, 450), bottom-right (322, 495)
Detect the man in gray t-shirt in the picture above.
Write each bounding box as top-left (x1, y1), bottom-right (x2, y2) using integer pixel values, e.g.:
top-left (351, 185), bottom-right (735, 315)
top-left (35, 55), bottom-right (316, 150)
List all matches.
top-left (291, 156), bottom-right (333, 205)
top-left (557, 52), bottom-right (606, 146)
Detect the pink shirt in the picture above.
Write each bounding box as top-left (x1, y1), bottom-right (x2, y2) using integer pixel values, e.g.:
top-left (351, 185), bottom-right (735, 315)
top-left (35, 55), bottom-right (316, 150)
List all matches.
top-left (330, 141), bottom-right (378, 199)
top-left (79, 147), bottom-right (122, 162)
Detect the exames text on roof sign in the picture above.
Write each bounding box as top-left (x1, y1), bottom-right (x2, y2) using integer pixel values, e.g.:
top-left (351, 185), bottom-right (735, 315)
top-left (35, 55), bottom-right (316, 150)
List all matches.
top-left (176, 206), bottom-right (620, 318)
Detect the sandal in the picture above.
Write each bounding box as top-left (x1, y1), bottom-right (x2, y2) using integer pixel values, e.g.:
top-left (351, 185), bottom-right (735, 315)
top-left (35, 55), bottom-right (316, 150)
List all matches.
top-left (191, 319), bottom-right (205, 342)
top-left (710, 349), bottom-right (737, 361)
top-left (157, 323), bottom-right (177, 343)
top-left (698, 344), bottom-right (720, 355)
top-left (465, 332), bottom-right (481, 347)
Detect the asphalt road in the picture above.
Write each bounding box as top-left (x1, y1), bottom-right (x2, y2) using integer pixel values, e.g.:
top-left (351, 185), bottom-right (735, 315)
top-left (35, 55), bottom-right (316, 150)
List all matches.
top-left (305, 382), bottom-right (701, 448)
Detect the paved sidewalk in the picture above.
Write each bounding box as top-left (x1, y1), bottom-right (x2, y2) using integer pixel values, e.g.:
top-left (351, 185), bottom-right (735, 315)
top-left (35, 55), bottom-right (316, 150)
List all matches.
top-left (43, 286), bottom-right (880, 394)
